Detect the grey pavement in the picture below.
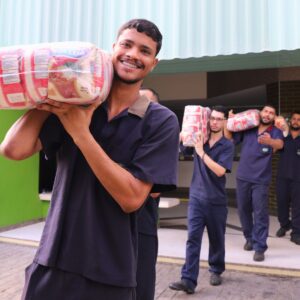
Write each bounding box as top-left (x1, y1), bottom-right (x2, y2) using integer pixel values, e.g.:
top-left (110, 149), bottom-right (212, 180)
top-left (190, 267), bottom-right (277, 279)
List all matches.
top-left (158, 206), bottom-right (300, 271)
top-left (1, 205), bottom-right (300, 299)
top-left (0, 242), bottom-right (300, 300)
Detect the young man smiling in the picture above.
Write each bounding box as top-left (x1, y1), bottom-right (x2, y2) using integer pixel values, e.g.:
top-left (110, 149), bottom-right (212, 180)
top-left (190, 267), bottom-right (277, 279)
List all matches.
top-left (170, 106), bottom-right (234, 294)
top-left (0, 19), bottom-right (179, 300)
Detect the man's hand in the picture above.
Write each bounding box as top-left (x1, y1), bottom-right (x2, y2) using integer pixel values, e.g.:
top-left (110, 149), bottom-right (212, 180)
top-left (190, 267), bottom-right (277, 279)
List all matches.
top-left (257, 132), bottom-right (272, 145)
top-left (228, 109), bottom-right (235, 118)
top-left (36, 97), bottom-right (103, 141)
top-left (194, 133), bottom-right (205, 158)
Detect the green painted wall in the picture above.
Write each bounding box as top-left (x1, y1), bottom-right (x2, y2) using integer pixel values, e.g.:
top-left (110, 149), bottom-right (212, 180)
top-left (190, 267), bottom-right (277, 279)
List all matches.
top-left (0, 110), bottom-right (47, 228)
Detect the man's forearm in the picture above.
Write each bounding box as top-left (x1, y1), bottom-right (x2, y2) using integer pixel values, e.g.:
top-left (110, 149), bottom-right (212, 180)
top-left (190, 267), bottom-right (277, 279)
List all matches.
top-left (270, 138), bottom-right (284, 151)
top-left (74, 132), bottom-right (152, 213)
top-left (0, 109), bottom-right (50, 160)
top-left (197, 150), bottom-right (226, 177)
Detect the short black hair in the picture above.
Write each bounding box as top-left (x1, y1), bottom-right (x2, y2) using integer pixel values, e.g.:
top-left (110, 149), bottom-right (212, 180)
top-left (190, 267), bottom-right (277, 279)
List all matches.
top-left (263, 104), bottom-right (277, 113)
top-left (291, 110), bottom-right (300, 117)
top-left (117, 19), bottom-right (162, 56)
top-left (211, 105), bottom-right (229, 119)
top-left (140, 87), bottom-right (160, 102)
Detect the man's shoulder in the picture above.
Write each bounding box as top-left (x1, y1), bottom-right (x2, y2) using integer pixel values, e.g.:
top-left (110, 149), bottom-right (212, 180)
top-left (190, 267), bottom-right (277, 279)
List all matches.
top-left (270, 126), bottom-right (284, 138)
top-left (148, 102), bottom-right (176, 117)
top-left (221, 136), bottom-right (235, 147)
top-left (219, 137), bottom-right (235, 155)
top-left (147, 102), bottom-right (179, 126)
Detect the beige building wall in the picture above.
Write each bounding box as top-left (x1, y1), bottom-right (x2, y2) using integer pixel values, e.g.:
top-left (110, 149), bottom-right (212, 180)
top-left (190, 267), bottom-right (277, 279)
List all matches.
top-left (143, 72), bottom-right (207, 101)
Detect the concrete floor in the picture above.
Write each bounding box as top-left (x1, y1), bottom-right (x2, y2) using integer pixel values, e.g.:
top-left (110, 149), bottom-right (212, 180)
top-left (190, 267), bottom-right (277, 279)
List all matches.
top-left (0, 206), bottom-right (299, 273)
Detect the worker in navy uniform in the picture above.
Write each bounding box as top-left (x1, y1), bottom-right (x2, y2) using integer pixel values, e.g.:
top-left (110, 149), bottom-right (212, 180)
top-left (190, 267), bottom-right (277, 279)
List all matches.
top-left (0, 19), bottom-right (179, 300)
top-left (225, 105), bottom-right (284, 262)
top-left (136, 87), bottom-right (161, 300)
top-left (169, 106), bottom-right (234, 295)
top-left (276, 111), bottom-right (300, 245)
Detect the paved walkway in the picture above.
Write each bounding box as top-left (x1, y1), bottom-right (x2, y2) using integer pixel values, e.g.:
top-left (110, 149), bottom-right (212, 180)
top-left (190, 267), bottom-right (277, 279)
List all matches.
top-left (158, 207), bottom-right (300, 273)
top-left (0, 206), bottom-right (300, 299)
top-left (0, 242), bottom-right (300, 300)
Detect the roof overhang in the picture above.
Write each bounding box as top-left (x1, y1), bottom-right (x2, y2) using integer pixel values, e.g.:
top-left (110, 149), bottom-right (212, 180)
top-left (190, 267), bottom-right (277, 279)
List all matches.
top-left (154, 49), bottom-right (300, 74)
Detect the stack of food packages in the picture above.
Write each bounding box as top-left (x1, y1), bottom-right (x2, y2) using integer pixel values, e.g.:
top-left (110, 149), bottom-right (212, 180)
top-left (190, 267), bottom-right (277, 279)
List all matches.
top-left (0, 42), bottom-right (113, 109)
top-left (227, 109), bottom-right (260, 132)
top-left (181, 105), bottom-right (211, 147)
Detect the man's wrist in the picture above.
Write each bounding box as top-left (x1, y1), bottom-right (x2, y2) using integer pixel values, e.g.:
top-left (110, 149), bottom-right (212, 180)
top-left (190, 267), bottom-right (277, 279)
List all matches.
top-left (268, 138), bottom-right (274, 147)
top-left (201, 152), bottom-right (206, 160)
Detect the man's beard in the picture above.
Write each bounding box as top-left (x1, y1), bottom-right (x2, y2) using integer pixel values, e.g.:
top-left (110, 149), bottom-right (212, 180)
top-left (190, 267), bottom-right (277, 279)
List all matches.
top-left (290, 124), bottom-right (300, 131)
top-left (114, 72), bottom-right (142, 85)
top-left (260, 118), bottom-right (273, 126)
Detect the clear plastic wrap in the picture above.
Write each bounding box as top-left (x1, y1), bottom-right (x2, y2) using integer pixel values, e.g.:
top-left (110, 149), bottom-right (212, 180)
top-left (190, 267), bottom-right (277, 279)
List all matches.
top-left (274, 115), bottom-right (289, 137)
top-left (181, 105), bottom-right (211, 147)
top-left (0, 42), bottom-right (113, 109)
top-left (227, 109), bottom-right (260, 132)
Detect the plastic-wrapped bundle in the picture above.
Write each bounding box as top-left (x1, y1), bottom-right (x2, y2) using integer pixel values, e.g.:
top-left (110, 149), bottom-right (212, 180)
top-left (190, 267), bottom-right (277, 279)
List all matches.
top-left (0, 42), bottom-right (113, 109)
top-left (181, 105), bottom-right (211, 147)
top-left (274, 115), bottom-right (289, 137)
top-left (227, 109), bottom-right (260, 132)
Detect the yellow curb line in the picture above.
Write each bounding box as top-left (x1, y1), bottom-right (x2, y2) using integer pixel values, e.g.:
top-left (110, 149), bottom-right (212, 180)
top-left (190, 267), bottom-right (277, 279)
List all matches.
top-left (0, 237), bottom-right (39, 247)
top-left (157, 256), bottom-right (300, 278)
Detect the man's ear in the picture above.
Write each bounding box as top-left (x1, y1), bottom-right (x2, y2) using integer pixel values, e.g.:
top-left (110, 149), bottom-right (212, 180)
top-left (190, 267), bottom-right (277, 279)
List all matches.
top-left (151, 58), bottom-right (159, 71)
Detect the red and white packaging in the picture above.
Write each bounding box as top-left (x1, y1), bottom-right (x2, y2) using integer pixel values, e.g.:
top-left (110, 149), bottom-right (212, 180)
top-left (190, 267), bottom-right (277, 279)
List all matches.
top-left (181, 105), bottom-right (211, 147)
top-left (0, 47), bottom-right (29, 108)
top-left (275, 116), bottom-right (289, 137)
top-left (227, 109), bottom-right (260, 132)
top-left (0, 42), bottom-right (113, 109)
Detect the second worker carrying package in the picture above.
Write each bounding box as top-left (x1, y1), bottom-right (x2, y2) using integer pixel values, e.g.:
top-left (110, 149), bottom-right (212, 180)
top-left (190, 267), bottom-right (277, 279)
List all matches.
top-left (0, 42), bottom-right (113, 109)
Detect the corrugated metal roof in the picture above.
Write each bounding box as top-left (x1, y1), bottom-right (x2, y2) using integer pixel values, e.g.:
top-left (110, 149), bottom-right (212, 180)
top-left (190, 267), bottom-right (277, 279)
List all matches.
top-left (1, 0), bottom-right (300, 71)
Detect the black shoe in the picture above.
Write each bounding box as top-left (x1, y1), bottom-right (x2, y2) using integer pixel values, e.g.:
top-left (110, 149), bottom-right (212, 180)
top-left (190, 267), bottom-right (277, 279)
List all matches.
top-left (276, 227), bottom-right (289, 237)
top-left (253, 251), bottom-right (265, 262)
top-left (210, 273), bottom-right (222, 286)
top-left (169, 279), bottom-right (195, 294)
top-left (291, 236), bottom-right (300, 245)
top-left (243, 241), bottom-right (253, 251)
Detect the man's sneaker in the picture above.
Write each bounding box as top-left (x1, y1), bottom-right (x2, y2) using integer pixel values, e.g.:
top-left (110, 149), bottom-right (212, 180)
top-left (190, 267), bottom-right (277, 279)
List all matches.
top-left (276, 227), bottom-right (289, 237)
top-left (291, 236), bottom-right (300, 245)
top-left (243, 241), bottom-right (253, 251)
top-left (169, 279), bottom-right (195, 294)
top-left (210, 273), bottom-right (222, 286)
top-left (253, 251), bottom-right (265, 262)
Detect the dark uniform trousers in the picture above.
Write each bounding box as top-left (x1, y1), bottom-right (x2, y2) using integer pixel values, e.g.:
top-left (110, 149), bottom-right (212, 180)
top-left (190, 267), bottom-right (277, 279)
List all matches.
top-left (181, 198), bottom-right (227, 287)
top-left (236, 179), bottom-right (269, 252)
top-left (276, 178), bottom-right (300, 238)
top-left (136, 233), bottom-right (158, 300)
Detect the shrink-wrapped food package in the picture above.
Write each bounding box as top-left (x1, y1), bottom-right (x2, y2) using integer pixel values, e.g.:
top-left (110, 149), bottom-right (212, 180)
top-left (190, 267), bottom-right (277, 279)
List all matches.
top-left (181, 105), bottom-right (211, 147)
top-left (227, 109), bottom-right (260, 132)
top-left (0, 42), bottom-right (113, 109)
top-left (275, 115), bottom-right (289, 137)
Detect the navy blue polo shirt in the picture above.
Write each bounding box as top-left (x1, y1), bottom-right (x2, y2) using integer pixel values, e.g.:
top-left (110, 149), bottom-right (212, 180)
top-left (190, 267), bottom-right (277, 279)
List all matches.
top-left (277, 134), bottom-right (300, 182)
top-left (189, 136), bottom-right (234, 205)
top-left (35, 96), bottom-right (179, 288)
top-left (234, 126), bottom-right (284, 184)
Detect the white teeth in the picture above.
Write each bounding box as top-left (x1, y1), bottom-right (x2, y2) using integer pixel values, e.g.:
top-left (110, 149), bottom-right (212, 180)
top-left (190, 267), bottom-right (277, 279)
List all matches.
top-left (122, 61), bottom-right (138, 69)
